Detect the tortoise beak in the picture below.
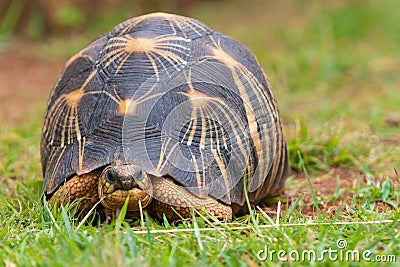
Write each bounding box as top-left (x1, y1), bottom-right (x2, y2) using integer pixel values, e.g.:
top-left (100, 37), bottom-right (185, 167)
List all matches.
top-left (102, 163), bottom-right (153, 194)
top-left (104, 165), bottom-right (142, 190)
top-left (117, 174), bottom-right (136, 190)
top-left (98, 163), bottom-right (154, 212)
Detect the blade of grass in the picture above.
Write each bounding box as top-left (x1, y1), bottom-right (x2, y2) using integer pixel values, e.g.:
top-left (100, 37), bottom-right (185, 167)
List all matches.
top-left (286, 195), bottom-right (303, 218)
top-left (42, 197), bottom-right (60, 231)
top-left (243, 170), bottom-right (259, 231)
top-left (76, 198), bottom-right (104, 231)
top-left (61, 205), bottom-right (73, 238)
top-left (192, 212), bottom-right (204, 251)
top-left (299, 151), bottom-right (321, 216)
top-left (145, 213), bottom-right (153, 252)
top-left (256, 205), bottom-right (294, 246)
top-left (116, 196), bottom-right (129, 230)
top-left (192, 212), bottom-right (207, 266)
top-left (138, 199), bottom-right (145, 228)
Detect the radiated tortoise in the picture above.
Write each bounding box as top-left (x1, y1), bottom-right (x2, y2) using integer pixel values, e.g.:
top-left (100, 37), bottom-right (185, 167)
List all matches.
top-left (41, 12), bottom-right (289, 222)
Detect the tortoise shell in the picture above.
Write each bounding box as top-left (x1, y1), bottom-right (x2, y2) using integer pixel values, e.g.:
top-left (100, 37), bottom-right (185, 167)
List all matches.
top-left (41, 12), bottom-right (288, 207)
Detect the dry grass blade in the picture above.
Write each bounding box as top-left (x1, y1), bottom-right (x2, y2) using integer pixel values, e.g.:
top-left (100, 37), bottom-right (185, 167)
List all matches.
top-left (128, 219), bottom-right (395, 234)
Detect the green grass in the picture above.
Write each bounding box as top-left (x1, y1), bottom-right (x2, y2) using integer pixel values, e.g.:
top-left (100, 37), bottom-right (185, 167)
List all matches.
top-left (1, 0), bottom-right (399, 266)
top-left (0, 164), bottom-right (398, 266)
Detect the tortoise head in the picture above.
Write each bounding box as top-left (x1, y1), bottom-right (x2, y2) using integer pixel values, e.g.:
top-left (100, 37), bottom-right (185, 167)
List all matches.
top-left (98, 162), bottom-right (153, 212)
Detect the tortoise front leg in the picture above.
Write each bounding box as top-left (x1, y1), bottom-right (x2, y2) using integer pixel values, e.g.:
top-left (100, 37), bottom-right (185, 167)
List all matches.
top-left (149, 177), bottom-right (232, 222)
top-left (50, 170), bottom-right (101, 216)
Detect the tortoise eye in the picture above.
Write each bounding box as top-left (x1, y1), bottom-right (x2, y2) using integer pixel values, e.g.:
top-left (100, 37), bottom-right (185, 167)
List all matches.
top-left (105, 169), bottom-right (118, 183)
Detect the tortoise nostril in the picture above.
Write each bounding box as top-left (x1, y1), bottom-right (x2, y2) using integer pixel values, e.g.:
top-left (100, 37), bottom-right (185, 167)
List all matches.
top-left (120, 175), bottom-right (134, 190)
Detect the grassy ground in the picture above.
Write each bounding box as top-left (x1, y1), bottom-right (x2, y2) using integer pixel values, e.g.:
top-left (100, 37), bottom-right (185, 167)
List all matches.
top-left (0, 0), bottom-right (399, 266)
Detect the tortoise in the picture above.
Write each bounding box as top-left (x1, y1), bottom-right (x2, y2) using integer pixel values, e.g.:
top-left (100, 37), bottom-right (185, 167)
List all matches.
top-left (41, 12), bottom-right (289, 222)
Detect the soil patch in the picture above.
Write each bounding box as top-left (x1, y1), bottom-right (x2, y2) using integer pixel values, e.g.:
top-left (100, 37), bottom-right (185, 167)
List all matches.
top-left (261, 168), bottom-right (399, 219)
